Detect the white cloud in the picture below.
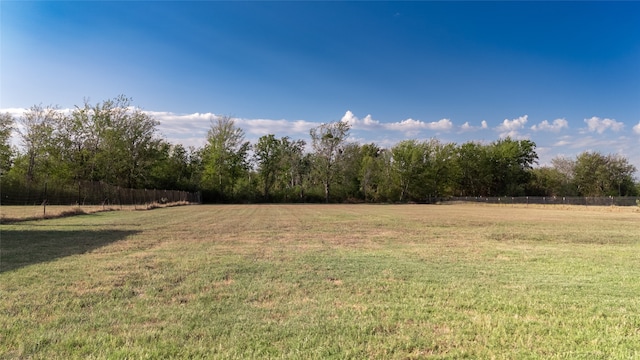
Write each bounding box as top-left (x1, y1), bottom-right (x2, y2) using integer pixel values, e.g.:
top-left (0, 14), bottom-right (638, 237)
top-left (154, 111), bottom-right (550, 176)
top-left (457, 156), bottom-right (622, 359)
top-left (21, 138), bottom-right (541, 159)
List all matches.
top-left (496, 115), bottom-right (528, 138)
top-left (531, 118), bottom-right (568, 132)
top-left (341, 110), bottom-right (357, 126)
top-left (237, 118), bottom-right (320, 136)
top-left (362, 115), bottom-right (379, 126)
top-left (342, 110), bottom-right (453, 135)
top-left (147, 110), bottom-right (214, 122)
top-left (564, 135), bottom-right (621, 150)
top-left (497, 115), bottom-right (528, 131)
top-left (340, 110), bottom-right (381, 129)
top-left (149, 111), bottom-right (212, 136)
top-left (633, 121), bottom-right (640, 135)
top-left (459, 120), bottom-right (489, 132)
top-left (1, 107), bottom-right (31, 117)
top-left (583, 116), bottom-right (624, 134)
top-left (551, 135), bottom-right (572, 147)
top-left (385, 118), bottom-right (424, 132)
top-left (1, 107), bottom-right (76, 118)
top-left (534, 146), bottom-right (556, 167)
top-left (424, 118), bottom-right (453, 131)
top-left (385, 118), bottom-right (453, 134)
top-left (149, 111), bottom-right (321, 146)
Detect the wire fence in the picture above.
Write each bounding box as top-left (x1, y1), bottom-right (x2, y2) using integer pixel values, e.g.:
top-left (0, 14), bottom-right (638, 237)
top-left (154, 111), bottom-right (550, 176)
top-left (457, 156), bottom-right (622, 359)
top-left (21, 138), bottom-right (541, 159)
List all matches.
top-left (1, 181), bottom-right (201, 207)
top-left (445, 196), bottom-right (640, 207)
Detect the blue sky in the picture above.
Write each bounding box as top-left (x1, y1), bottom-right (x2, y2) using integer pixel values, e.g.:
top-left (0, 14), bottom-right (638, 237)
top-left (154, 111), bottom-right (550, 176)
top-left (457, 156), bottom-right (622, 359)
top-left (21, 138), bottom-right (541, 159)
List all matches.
top-left (2, 1), bottom-right (639, 169)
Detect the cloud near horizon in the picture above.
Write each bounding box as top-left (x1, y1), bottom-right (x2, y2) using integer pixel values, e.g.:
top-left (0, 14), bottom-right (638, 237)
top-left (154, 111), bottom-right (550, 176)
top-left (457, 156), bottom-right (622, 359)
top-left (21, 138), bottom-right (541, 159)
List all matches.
top-left (341, 110), bottom-right (454, 136)
top-left (583, 116), bottom-right (624, 134)
top-left (459, 120), bottom-right (488, 132)
top-left (496, 115), bottom-right (529, 139)
top-left (531, 118), bottom-right (569, 132)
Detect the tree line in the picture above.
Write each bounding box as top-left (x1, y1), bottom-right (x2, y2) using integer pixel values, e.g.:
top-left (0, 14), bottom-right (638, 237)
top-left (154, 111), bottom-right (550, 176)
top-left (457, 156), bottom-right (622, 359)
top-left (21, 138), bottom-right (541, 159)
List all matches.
top-left (1, 96), bottom-right (638, 203)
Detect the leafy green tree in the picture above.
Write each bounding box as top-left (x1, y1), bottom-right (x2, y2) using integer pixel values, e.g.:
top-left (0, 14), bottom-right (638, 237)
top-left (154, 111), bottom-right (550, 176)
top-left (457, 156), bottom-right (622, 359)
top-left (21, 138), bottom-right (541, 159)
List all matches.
top-left (279, 137), bottom-right (308, 202)
top-left (253, 135), bottom-right (310, 202)
top-left (335, 143), bottom-right (366, 201)
top-left (201, 116), bottom-right (250, 201)
top-left (391, 140), bottom-right (429, 202)
top-left (169, 144), bottom-right (199, 191)
top-left (487, 138), bottom-right (538, 196)
top-left (358, 143), bottom-right (383, 202)
top-left (376, 148), bottom-right (395, 202)
top-left (88, 96), bottom-right (163, 188)
top-left (573, 152), bottom-right (637, 196)
top-left (147, 142), bottom-right (172, 189)
top-left (454, 142), bottom-right (492, 196)
top-left (606, 155), bottom-right (637, 196)
top-left (16, 104), bottom-right (59, 185)
top-left (573, 152), bottom-right (609, 196)
top-left (147, 143), bottom-right (198, 191)
top-left (549, 156), bottom-right (578, 196)
top-left (185, 146), bottom-right (205, 191)
top-left (423, 139), bottom-right (457, 199)
top-left (526, 167), bottom-right (566, 196)
top-left (253, 134), bottom-right (283, 200)
top-left (309, 121), bottom-right (351, 203)
top-left (0, 112), bottom-right (14, 176)
top-left (51, 102), bottom-right (101, 189)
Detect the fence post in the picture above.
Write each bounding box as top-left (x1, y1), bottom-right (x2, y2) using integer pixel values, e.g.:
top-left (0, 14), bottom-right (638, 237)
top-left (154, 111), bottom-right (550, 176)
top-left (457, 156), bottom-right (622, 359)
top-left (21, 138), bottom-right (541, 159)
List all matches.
top-left (43, 182), bottom-right (48, 218)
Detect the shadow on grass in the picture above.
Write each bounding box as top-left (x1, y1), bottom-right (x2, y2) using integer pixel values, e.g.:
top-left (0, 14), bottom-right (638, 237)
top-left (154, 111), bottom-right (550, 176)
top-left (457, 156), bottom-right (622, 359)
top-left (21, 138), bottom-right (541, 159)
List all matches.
top-left (0, 229), bottom-right (140, 273)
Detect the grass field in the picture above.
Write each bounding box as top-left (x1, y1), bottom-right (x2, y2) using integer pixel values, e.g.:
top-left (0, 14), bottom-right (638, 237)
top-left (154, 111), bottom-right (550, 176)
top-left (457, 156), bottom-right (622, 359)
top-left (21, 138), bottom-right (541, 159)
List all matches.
top-left (1, 204), bottom-right (639, 359)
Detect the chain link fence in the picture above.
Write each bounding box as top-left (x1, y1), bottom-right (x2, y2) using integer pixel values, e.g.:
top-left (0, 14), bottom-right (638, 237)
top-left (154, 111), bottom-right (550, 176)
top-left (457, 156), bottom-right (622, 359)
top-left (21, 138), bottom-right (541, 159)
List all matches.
top-left (444, 196), bottom-right (639, 207)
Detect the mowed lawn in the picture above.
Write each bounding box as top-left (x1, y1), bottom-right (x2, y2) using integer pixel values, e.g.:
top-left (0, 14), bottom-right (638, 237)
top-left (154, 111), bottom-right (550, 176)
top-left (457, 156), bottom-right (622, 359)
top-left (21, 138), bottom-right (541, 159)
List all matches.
top-left (1, 204), bottom-right (639, 359)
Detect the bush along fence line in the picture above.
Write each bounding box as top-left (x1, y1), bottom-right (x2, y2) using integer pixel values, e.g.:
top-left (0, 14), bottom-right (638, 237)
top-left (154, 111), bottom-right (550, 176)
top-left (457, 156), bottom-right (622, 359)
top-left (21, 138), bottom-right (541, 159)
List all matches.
top-left (445, 196), bottom-right (640, 207)
top-left (1, 181), bottom-right (201, 207)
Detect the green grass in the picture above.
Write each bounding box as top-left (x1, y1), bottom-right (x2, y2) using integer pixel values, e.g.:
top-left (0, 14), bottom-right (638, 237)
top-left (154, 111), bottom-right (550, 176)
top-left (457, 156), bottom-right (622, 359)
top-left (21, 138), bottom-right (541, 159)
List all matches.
top-left (1, 204), bottom-right (640, 359)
